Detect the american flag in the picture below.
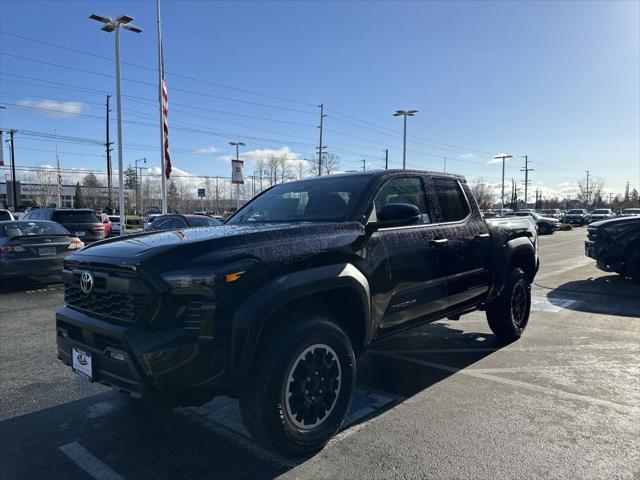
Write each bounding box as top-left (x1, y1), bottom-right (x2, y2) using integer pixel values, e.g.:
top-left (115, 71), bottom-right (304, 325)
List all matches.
top-left (161, 44), bottom-right (172, 179)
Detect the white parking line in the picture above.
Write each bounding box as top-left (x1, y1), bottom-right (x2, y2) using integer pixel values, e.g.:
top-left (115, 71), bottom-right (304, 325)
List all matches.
top-left (536, 257), bottom-right (593, 280)
top-left (59, 442), bottom-right (125, 480)
top-left (370, 351), bottom-right (635, 413)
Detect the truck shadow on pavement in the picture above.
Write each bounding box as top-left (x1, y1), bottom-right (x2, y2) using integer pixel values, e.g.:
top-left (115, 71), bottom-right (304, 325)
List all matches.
top-left (546, 274), bottom-right (639, 318)
top-left (0, 321), bottom-right (506, 480)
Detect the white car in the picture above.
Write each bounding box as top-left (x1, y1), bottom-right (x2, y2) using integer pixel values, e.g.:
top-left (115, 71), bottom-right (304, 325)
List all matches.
top-left (620, 208), bottom-right (640, 217)
top-left (108, 215), bottom-right (121, 235)
top-left (588, 209), bottom-right (615, 223)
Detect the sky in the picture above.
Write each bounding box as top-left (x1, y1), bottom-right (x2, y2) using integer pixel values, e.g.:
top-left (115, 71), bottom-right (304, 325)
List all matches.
top-left (0, 0), bottom-right (639, 201)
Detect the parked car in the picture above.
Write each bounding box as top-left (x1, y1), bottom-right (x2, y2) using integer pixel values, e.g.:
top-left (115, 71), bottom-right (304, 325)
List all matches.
top-left (562, 209), bottom-right (588, 226)
top-left (0, 220), bottom-right (83, 280)
top-left (22, 208), bottom-right (106, 243)
top-left (585, 216), bottom-right (640, 283)
top-left (620, 208), bottom-right (640, 217)
top-left (146, 214), bottom-right (222, 231)
top-left (108, 216), bottom-right (121, 236)
top-left (96, 212), bottom-right (112, 236)
top-left (143, 213), bottom-right (164, 231)
top-left (588, 209), bottom-right (615, 223)
top-left (0, 209), bottom-right (15, 221)
top-left (541, 209), bottom-right (561, 219)
top-left (503, 211), bottom-right (560, 234)
top-left (56, 170), bottom-right (538, 456)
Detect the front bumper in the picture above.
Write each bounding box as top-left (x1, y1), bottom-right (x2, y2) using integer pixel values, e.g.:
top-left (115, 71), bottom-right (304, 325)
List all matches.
top-left (1, 255), bottom-right (68, 278)
top-left (564, 217), bottom-right (585, 225)
top-left (56, 306), bottom-right (227, 405)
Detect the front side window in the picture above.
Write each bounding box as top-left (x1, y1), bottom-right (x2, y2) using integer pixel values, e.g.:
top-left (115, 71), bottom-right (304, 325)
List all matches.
top-left (432, 179), bottom-right (470, 222)
top-left (372, 177), bottom-right (431, 224)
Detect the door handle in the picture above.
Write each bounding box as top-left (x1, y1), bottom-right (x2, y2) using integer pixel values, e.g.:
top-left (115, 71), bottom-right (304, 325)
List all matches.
top-left (430, 238), bottom-right (448, 246)
top-left (475, 233), bottom-right (490, 240)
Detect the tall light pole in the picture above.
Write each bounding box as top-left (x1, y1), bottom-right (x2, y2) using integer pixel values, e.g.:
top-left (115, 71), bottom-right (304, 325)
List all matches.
top-left (90, 13), bottom-right (142, 235)
top-left (135, 157), bottom-right (146, 215)
top-left (493, 154), bottom-right (513, 214)
top-left (229, 141), bottom-right (245, 210)
top-left (393, 109), bottom-right (418, 169)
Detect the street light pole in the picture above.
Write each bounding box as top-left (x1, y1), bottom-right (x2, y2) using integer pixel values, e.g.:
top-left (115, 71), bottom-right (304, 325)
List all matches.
top-left (393, 110), bottom-right (418, 169)
top-left (90, 13), bottom-right (143, 236)
top-left (493, 154), bottom-right (513, 214)
top-left (135, 157), bottom-right (146, 215)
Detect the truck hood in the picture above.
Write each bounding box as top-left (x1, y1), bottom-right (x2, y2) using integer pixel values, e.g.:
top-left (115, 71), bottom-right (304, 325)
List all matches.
top-left (589, 216), bottom-right (640, 228)
top-left (68, 222), bottom-right (365, 267)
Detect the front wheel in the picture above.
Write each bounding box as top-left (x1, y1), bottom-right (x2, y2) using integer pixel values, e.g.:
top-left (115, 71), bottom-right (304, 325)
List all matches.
top-left (239, 314), bottom-right (355, 456)
top-left (486, 267), bottom-right (531, 341)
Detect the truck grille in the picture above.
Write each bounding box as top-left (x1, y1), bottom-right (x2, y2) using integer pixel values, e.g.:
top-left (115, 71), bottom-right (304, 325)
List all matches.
top-left (63, 268), bottom-right (155, 325)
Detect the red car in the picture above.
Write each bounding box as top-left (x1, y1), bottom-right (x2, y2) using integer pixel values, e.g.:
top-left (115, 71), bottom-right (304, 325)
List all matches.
top-left (96, 212), bottom-right (112, 237)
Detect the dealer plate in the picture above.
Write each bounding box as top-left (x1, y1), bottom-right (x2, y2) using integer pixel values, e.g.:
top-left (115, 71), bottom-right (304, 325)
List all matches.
top-left (38, 246), bottom-right (57, 256)
top-left (72, 347), bottom-right (92, 380)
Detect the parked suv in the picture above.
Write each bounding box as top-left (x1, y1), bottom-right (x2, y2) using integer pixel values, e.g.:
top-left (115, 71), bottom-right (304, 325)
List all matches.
top-left (588, 209), bottom-right (615, 223)
top-left (56, 170), bottom-right (538, 456)
top-left (23, 208), bottom-right (105, 243)
top-left (585, 216), bottom-right (640, 283)
top-left (563, 209), bottom-right (588, 226)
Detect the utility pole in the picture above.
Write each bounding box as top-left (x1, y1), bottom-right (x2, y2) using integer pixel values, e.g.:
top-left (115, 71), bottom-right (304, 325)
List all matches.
top-left (535, 188), bottom-right (539, 210)
top-left (384, 149), bottom-right (389, 170)
top-left (317, 103), bottom-right (326, 176)
top-left (520, 155), bottom-right (533, 207)
top-left (362, 159), bottom-right (366, 171)
top-left (105, 95), bottom-right (113, 209)
top-left (8, 129), bottom-right (17, 210)
top-left (443, 157), bottom-right (447, 173)
top-left (608, 192), bottom-right (613, 206)
top-left (585, 170), bottom-right (590, 208)
top-left (215, 175), bottom-right (219, 214)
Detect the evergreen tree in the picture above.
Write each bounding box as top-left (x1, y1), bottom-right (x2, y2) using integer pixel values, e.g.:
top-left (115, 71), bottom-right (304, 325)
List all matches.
top-left (73, 182), bottom-right (83, 208)
top-left (168, 181), bottom-right (179, 213)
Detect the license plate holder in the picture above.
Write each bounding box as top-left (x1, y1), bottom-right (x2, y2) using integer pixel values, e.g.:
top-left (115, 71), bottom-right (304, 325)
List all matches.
top-left (72, 347), bottom-right (93, 380)
top-left (38, 246), bottom-right (57, 256)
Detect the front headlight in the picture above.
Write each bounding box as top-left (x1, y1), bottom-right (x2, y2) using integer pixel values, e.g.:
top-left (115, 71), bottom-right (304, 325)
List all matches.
top-left (161, 259), bottom-right (258, 298)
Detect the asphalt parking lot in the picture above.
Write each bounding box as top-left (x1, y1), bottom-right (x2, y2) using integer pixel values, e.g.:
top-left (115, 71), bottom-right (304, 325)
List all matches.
top-left (1, 227), bottom-right (638, 480)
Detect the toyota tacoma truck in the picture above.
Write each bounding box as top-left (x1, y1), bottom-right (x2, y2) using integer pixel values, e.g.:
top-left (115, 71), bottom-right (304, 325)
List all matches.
top-left (585, 215), bottom-right (640, 282)
top-left (56, 170), bottom-right (539, 456)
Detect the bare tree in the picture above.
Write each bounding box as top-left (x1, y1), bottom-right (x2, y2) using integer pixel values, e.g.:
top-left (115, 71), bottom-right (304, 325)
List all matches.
top-left (469, 178), bottom-right (495, 210)
top-left (309, 152), bottom-right (341, 176)
top-left (577, 177), bottom-right (605, 208)
top-left (267, 155), bottom-right (280, 185)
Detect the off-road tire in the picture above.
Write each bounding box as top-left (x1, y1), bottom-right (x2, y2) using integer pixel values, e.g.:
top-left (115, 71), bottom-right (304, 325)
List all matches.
top-left (486, 267), bottom-right (531, 341)
top-left (239, 314), bottom-right (356, 456)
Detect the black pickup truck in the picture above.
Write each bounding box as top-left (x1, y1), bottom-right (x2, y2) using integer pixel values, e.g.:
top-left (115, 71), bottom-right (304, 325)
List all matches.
top-left (585, 216), bottom-right (640, 282)
top-left (56, 170), bottom-right (538, 455)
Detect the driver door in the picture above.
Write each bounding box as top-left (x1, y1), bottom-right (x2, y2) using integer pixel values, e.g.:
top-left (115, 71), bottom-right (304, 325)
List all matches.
top-left (368, 176), bottom-right (448, 335)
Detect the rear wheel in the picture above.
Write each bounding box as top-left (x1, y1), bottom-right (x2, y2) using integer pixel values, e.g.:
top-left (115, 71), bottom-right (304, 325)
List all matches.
top-left (486, 267), bottom-right (531, 341)
top-left (239, 314), bottom-right (355, 456)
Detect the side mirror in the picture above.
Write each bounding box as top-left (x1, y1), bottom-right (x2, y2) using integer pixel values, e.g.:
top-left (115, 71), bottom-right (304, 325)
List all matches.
top-left (373, 203), bottom-right (421, 229)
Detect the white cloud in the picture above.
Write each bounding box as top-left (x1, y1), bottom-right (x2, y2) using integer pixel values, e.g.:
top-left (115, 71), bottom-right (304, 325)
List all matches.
top-left (17, 99), bottom-right (88, 117)
top-left (195, 146), bottom-right (219, 155)
top-left (217, 146), bottom-right (302, 164)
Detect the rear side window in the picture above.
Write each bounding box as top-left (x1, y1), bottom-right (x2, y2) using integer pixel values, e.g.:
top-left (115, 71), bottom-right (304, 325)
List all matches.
top-left (433, 179), bottom-right (470, 223)
top-left (0, 211), bottom-right (12, 221)
top-left (53, 211), bottom-right (99, 223)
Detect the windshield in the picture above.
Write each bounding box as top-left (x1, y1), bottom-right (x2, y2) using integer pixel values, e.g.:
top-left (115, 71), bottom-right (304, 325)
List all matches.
top-left (567, 209), bottom-right (584, 214)
top-left (227, 176), bottom-right (371, 224)
top-left (0, 221), bottom-right (69, 238)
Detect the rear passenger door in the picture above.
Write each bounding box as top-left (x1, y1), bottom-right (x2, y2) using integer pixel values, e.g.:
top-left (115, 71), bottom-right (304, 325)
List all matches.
top-left (429, 177), bottom-right (491, 311)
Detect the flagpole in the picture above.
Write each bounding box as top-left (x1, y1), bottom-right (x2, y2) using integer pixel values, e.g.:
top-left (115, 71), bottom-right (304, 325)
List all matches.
top-left (157, 0), bottom-right (168, 214)
top-left (55, 130), bottom-right (61, 208)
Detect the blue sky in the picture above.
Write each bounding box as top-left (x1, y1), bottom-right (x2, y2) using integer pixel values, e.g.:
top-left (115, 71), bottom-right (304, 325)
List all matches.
top-left (1, 0), bottom-right (638, 199)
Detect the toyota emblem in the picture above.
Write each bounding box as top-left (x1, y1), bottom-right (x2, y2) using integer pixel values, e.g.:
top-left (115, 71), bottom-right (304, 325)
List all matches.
top-left (79, 271), bottom-right (94, 295)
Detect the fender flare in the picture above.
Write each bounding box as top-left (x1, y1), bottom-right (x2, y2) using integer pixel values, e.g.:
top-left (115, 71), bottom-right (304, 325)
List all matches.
top-left (487, 237), bottom-right (537, 302)
top-left (230, 263), bottom-right (371, 378)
